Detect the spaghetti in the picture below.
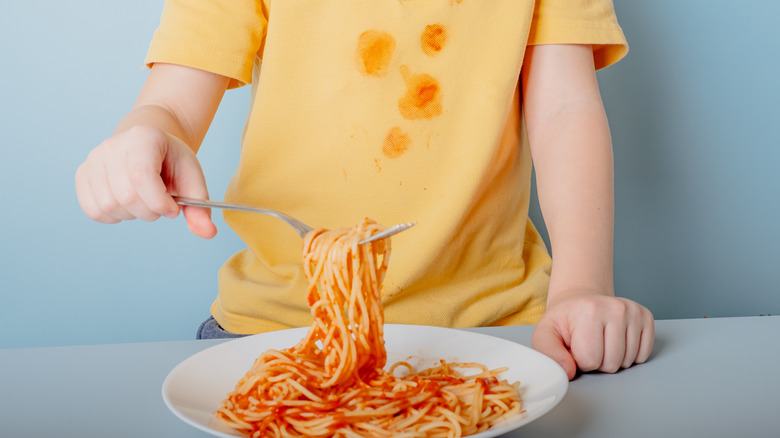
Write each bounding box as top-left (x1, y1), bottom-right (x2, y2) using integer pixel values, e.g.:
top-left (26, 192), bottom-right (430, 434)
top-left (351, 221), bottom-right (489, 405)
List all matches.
top-left (215, 218), bottom-right (522, 438)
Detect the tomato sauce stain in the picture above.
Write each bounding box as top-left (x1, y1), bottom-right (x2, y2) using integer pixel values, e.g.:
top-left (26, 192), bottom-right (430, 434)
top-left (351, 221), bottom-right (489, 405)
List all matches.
top-left (426, 132), bottom-right (436, 149)
top-left (356, 30), bottom-right (396, 77)
top-left (398, 66), bottom-right (442, 120)
top-left (421, 24), bottom-right (447, 56)
top-left (382, 127), bottom-right (411, 158)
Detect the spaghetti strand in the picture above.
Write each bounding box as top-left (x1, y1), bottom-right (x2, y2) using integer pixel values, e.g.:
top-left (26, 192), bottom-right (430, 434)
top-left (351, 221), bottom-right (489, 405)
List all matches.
top-left (215, 218), bottom-right (522, 438)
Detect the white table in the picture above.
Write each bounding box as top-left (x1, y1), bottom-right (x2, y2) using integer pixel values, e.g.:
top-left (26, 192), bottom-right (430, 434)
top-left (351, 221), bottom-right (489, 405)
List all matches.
top-left (1, 316), bottom-right (778, 438)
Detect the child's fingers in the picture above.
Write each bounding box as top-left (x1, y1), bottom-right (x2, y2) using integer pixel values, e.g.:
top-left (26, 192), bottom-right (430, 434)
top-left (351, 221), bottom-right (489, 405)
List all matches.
top-left (622, 321), bottom-right (642, 369)
top-left (532, 325), bottom-right (577, 380)
top-left (75, 148), bottom-right (132, 223)
top-left (124, 144), bottom-right (179, 220)
top-left (77, 177), bottom-right (121, 224)
top-left (618, 308), bottom-right (655, 368)
top-left (636, 316), bottom-right (655, 364)
top-left (106, 159), bottom-right (162, 223)
top-left (75, 163), bottom-right (114, 223)
top-left (88, 161), bottom-right (137, 222)
top-left (170, 149), bottom-right (217, 239)
top-left (569, 320), bottom-right (605, 373)
top-left (600, 322), bottom-right (627, 374)
top-left (77, 132), bottom-right (159, 223)
top-left (182, 205), bottom-right (217, 239)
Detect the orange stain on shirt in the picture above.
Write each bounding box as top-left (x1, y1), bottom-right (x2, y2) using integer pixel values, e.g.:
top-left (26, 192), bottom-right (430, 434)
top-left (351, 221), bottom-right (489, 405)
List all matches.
top-left (382, 127), bottom-right (411, 158)
top-left (421, 24), bottom-right (447, 56)
top-left (356, 30), bottom-right (396, 77)
top-left (398, 66), bottom-right (442, 120)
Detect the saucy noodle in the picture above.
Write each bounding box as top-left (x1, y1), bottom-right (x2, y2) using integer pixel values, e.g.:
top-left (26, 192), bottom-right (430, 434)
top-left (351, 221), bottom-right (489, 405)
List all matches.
top-left (215, 218), bottom-right (522, 438)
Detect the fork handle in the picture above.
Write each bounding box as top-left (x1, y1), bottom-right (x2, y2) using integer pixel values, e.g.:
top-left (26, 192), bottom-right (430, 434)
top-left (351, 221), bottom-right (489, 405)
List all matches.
top-left (172, 196), bottom-right (313, 237)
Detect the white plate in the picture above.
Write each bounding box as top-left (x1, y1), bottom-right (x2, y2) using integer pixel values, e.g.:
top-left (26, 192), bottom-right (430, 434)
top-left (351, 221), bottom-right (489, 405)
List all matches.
top-left (162, 324), bottom-right (568, 438)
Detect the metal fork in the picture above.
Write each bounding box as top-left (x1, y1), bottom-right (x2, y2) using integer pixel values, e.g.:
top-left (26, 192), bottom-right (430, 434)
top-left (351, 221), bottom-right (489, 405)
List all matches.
top-left (173, 196), bottom-right (415, 245)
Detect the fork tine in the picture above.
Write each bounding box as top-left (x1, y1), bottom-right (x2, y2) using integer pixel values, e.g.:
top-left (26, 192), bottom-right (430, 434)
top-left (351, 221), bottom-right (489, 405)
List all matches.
top-left (359, 222), bottom-right (417, 245)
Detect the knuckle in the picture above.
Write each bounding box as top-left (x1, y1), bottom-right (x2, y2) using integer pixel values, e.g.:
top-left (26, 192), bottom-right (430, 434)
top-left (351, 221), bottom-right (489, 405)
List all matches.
top-left (576, 299), bottom-right (602, 320)
top-left (82, 150), bottom-right (102, 169)
top-left (596, 298), bottom-right (630, 323)
top-left (114, 186), bottom-right (139, 206)
top-left (95, 194), bottom-right (120, 214)
top-left (128, 164), bottom-right (154, 187)
top-left (643, 308), bottom-right (656, 325)
top-left (137, 202), bottom-right (163, 222)
top-left (82, 205), bottom-right (103, 221)
top-left (74, 167), bottom-right (90, 191)
top-left (74, 163), bottom-right (85, 181)
top-left (146, 198), bottom-right (170, 216)
top-left (83, 203), bottom-right (116, 223)
top-left (98, 136), bottom-right (120, 154)
top-left (610, 296), bottom-right (629, 310)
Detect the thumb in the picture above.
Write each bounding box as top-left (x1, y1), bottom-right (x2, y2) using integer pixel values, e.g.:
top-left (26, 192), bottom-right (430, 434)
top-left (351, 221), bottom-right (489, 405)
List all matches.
top-left (164, 140), bottom-right (217, 239)
top-left (532, 325), bottom-right (577, 380)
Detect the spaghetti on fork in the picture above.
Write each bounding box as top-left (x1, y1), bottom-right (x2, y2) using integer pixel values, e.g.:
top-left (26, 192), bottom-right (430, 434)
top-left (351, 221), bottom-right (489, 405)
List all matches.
top-left (215, 218), bottom-right (522, 438)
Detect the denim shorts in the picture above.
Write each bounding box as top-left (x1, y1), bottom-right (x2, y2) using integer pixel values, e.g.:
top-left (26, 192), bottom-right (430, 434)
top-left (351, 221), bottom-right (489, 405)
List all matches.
top-left (196, 316), bottom-right (248, 340)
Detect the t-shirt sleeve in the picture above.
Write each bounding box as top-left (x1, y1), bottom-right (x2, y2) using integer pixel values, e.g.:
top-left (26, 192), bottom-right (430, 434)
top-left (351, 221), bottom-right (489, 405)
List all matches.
top-left (144, 0), bottom-right (268, 88)
top-left (527, 0), bottom-right (628, 70)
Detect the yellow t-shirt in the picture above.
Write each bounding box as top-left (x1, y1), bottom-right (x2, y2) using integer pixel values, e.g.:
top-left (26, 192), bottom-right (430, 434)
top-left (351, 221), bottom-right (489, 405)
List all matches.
top-left (146, 0), bottom-right (627, 334)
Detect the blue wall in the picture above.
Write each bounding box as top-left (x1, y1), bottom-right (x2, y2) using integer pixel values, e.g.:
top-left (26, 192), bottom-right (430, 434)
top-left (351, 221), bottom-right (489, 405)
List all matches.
top-left (1, 1), bottom-right (778, 348)
top-left (1, 1), bottom-right (247, 348)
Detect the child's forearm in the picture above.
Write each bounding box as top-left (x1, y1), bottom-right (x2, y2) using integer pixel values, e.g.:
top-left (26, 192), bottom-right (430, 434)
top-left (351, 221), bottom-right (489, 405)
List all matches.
top-left (532, 103), bottom-right (616, 303)
top-left (522, 44), bottom-right (616, 303)
top-left (113, 63), bottom-right (230, 153)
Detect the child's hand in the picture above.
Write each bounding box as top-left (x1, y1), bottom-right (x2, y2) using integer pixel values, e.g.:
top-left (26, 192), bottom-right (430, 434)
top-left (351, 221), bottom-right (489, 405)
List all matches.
top-left (531, 291), bottom-right (654, 380)
top-left (75, 125), bottom-right (217, 239)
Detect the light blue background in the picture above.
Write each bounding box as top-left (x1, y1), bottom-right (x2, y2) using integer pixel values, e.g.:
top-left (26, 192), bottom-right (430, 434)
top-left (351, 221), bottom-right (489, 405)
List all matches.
top-left (1, 1), bottom-right (778, 349)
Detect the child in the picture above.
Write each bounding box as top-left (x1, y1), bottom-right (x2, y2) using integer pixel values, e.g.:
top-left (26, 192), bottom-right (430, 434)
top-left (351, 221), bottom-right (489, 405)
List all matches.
top-left (75, 0), bottom-right (654, 380)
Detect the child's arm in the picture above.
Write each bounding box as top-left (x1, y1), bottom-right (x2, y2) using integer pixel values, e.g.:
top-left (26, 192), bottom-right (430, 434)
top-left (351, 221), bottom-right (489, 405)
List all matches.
top-left (521, 44), bottom-right (654, 380)
top-left (75, 63), bottom-right (230, 238)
